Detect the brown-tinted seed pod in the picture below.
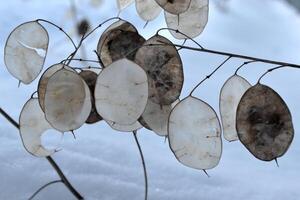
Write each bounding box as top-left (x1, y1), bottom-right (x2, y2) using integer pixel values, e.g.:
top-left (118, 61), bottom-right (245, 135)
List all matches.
top-left (38, 64), bottom-right (74, 112)
top-left (135, 35), bottom-right (183, 105)
top-left (141, 99), bottom-right (179, 136)
top-left (77, 19), bottom-right (91, 36)
top-left (44, 68), bottom-right (92, 132)
top-left (79, 70), bottom-right (102, 124)
top-left (97, 20), bottom-right (145, 67)
top-left (4, 21), bottom-right (49, 84)
top-left (236, 84), bottom-right (294, 161)
top-left (155, 0), bottom-right (192, 15)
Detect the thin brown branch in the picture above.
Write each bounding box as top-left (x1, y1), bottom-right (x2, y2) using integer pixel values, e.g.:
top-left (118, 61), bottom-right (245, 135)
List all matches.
top-left (28, 180), bottom-right (62, 200)
top-left (133, 131), bottom-right (148, 200)
top-left (172, 43), bottom-right (300, 68)
top-left (36, 19), bottom-right (76, 49)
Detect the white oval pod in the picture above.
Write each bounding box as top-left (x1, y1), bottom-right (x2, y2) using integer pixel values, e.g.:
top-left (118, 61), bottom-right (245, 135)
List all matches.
top-left (219, 75), bottom-right (251, 142)
top-left (168, 96), bottom-right (222, 170)
top-left (95, 58), bottom-right (148, 125)
top-left (38, 64), bottom-right (74, 111)
top-left (106, 120), bottom-right (143, 132)
top-left (117, 0), bottom-right (135, 11)
top-left (164, 0), bottom-right (209, 39)
top-left (135, 0), bottom-right (162, 21)
top-left (142, 100), bottom-right (178, 136)
top-left (4, 21), bottom-right (49, 84)
top-left (19, 98), bottom-right (61, 157)
top-left (155, 0), bottom-right (191, 15)
top-left (44, 68), bottom-right (92, 132)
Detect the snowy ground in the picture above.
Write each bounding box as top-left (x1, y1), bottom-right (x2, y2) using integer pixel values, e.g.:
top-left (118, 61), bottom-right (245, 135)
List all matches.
top-left (1, 0), bottom-right (300, 199)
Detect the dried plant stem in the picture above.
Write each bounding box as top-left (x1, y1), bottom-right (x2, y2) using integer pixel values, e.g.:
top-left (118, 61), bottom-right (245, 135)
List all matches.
top-left (133, 131), bottom-right (148, 200)
top-left (172, 43), bottom-right (300, 68)
top-left (28, 180), bottom-right (62, 200)
top-left (36, 19), bottom-right (76, 49)
top-left (0, 108), bottom-right (84, 200)
top-left (189, 56), bottom-right (232, 96)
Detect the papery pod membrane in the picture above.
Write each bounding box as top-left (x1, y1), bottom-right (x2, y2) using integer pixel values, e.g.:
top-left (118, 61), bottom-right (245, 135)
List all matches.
top-left (106, 120), bottom-right (143, 132)
top-left (219, 75), bottom-right (251, 142)
top-left (79, 69), bottom-right (103, 124)
top-left (138, 117), bottom-right (152, 130)
top-left (117, 0), bottom-right (135, 11)
top-left (94, 58), bottom-right (148, 125)
top-left (142, 99), bottom-right (179, 136)
top-left (44, 68), bottom-right (92, 132)
top-left (165, 0), bottom-right (209, 39)
top-left (168, 96), bottom-right (222, 170)
top-left (19, 98), bottom-right (61, 157)
top-left (38, 64), bottom-right (74, 111)
top-left (97, 20), bottom-right (145, 67)
top-left (236, 84), bottom-right (294, 161)
top-left (135, 35), bottom-right (183, 105)
top-left (135, 0), bottom-right (162, 21)
top-left (155, 0), bottom-right (191, 15)
top-left (4, 21), bottom-right (49, 84)
top-left (97, 20), bottom-right (137, 55)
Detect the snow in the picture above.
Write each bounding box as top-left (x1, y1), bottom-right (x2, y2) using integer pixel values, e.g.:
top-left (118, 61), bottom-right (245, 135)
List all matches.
top-left (1, 0), bottom-right (300, 199)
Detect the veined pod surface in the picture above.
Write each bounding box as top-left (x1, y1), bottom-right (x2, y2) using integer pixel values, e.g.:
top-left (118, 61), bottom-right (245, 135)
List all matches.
top-left (4, 21), bottom-right (49, 84)
top-left (168, 96), bottom-right (222, 170)
top-left (219, 75), bottom-right (251, 142)
top-left (236, 84), bottom-right (294, 161)
top-left (44, 68), bottom-right (91, 132)
top-left (165, 0), bottom-right (209, 39)
top-left (135, 35), bottom-right (183, 105)
top-left (20, 98), bottom-right (61, 157)
top-left (94, 58), bottom-right (148, 125)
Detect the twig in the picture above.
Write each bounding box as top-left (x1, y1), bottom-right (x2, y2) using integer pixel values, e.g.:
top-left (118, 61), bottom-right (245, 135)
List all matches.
top-left (189, 56), bottom-right (232, 96)
top-left (28, 180), bottom-right (62, 200)
top-left (36, 19), bottom-right (76, 49)
top-left (0, 108), bottom-right (84, 200)
top-left (256, 65), bottom-right (300, 83)
top-left (171, 44), bottom-right (300, 68)
top-left (133, 131), bottom-right (148, 200)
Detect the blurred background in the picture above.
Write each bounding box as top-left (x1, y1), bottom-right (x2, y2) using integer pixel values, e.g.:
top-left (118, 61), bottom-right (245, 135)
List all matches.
top-left (1, 0), bottom-right (300, 199)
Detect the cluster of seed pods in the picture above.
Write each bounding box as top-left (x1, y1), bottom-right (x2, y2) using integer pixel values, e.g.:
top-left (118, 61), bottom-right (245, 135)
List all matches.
top-left (3, 1), bottom-right (295, 175)
top-left (118, 0), bottom-right (209, 39)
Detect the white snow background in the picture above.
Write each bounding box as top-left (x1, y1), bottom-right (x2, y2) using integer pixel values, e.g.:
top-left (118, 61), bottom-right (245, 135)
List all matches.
top-left (1, 0), bottom-right (300, 199)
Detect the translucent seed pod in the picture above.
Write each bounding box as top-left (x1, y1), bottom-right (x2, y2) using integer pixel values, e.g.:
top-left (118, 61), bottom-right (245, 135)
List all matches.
top-left (155, 0), bottom-right (191, 15)
top-left (165, 0), bottom-right (209, 39)
top-left (95, 58), bottom-right (148, 125)
top-left (44, 68), bottom-right (91, 132)
top-left (219, 75), bottom-right (251, 142)
top-left (4, 21), bottom-right (49, 84)
top-left (19, 98), bottom-right (61, 157)
top-left (168, 96), bottom-right (222, 170)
